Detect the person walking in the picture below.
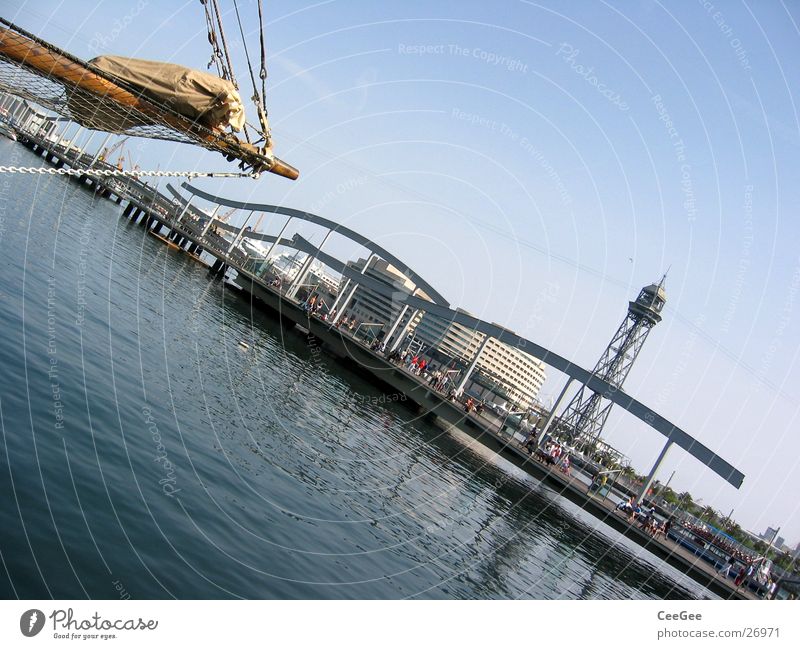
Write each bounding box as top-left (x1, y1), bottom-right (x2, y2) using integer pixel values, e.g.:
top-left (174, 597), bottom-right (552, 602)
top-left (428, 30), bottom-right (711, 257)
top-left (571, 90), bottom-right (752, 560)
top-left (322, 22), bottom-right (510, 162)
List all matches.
top-left (734, 564), bottom-right (747, 588)
top-left (719, 554), bottom-right (736, 579)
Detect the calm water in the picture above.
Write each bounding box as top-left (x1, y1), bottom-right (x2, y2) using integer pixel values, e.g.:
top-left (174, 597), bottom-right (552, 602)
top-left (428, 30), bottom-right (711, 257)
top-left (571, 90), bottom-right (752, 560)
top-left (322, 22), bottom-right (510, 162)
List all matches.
top-left (0, 141), bottom-right (712, 599)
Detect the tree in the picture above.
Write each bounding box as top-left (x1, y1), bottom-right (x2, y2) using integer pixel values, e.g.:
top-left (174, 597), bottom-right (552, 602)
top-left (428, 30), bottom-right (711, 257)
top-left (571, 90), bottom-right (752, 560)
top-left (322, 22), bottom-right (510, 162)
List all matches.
top-left (700, 505), bottom-right (719, 526)
top-left (661, 486), bottom-right (678, 505)
top-left (727, 521), bottom-right (743, 538)
top-left (775, 551), bottom-right (793, 572)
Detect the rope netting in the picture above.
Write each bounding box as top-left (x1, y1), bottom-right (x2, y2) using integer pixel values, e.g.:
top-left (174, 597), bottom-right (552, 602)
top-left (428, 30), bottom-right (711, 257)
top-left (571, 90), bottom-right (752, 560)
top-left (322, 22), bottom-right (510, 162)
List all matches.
top-left (0, 18), bottom-right (298, 179)
top-left (0, 58), bottom-right (196, 145)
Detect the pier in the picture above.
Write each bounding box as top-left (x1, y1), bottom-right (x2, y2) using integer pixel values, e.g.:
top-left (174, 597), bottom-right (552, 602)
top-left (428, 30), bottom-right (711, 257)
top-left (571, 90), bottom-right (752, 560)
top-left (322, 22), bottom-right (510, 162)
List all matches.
top-left (1, 114), bottom-right (757, 600)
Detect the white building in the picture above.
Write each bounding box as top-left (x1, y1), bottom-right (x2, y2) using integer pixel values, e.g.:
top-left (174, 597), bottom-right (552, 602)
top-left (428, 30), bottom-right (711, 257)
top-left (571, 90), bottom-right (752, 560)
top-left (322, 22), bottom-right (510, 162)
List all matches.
top-left (414, 310), bottom-right (547, 409)
top-left (340, 256), bottom-right (431, 343)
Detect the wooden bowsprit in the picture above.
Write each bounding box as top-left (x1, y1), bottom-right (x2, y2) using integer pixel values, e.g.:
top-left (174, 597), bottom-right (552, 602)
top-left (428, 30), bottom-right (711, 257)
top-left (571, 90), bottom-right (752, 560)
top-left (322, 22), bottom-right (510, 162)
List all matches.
top-left (0, 19), bottom-right (298, 180)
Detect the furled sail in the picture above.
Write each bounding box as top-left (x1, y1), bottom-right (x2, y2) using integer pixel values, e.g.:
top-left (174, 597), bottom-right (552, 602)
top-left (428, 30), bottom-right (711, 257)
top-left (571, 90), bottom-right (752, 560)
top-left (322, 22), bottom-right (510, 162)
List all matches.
top-left (76, 56), bottom-right (246, 133)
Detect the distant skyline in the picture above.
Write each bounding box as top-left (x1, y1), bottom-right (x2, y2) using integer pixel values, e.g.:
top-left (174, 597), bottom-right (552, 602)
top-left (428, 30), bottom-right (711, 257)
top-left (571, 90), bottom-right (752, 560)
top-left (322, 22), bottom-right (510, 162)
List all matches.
top-left (5, 0), bottom-right (799, 545)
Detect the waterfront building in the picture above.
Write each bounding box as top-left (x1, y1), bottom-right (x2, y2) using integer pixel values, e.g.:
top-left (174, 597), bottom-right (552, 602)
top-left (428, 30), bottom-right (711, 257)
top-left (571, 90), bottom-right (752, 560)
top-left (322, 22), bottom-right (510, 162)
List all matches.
top-left (341, 256), bottom-right (431, 342)
top-left (413, 310), bottom-right (547, 410)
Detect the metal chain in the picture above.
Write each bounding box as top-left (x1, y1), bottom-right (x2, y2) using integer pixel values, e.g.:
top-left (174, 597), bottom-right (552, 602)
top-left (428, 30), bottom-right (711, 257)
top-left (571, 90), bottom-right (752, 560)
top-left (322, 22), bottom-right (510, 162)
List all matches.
top-left (0, 166), bottom-right (259, 179)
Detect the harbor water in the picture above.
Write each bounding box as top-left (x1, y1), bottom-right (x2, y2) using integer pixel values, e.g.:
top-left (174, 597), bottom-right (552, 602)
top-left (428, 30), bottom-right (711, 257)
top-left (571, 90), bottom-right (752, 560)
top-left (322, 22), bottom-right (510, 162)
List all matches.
top-left (0, 141), bottom-right (713, 599)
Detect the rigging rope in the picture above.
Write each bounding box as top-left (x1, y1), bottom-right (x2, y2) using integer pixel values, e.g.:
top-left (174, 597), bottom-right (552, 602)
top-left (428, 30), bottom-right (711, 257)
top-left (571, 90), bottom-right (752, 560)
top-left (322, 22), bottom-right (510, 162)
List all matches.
top-left (0, 165), bottom-right (259, 179)
top-left (231, 0), bottom-right (271, 146)
top-left (258, 0), bottom-right (268, 98)
top-left (257, 0), bottom-right (270, 134)
top-left (200, 0), bottom-right (225, 78)
top-left (232, 0), bottom-right (259, 104)
top-left (210, 0), bottom-right (238, 90)
top-left (231, 0), bottom-right (258, 145)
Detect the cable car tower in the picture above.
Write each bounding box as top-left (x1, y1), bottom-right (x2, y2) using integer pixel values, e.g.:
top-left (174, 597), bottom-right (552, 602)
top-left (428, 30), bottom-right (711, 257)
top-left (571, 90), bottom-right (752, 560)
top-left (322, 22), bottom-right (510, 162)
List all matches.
top-left (559, 275), bottom-right (667, 452)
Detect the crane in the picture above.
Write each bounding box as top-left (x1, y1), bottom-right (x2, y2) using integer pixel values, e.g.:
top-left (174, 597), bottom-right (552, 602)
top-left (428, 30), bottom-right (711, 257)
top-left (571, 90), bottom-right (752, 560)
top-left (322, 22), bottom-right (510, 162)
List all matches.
top-left (218, 207), bottom-right (237, 223)
top-left (98, 136), bottom-right (129, 165)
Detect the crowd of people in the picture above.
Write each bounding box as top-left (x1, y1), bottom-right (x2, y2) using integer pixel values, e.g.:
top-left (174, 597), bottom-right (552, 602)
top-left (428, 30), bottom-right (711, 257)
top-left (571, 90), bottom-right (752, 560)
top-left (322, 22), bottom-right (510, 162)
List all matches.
top-left (387, 350), bottom-right (468, 392)
top-left (426, 369), bottom-right (453, 393)
top-left (615, 497), bottom-right (672, 538)
top-left (609, 505), bottom-right (780, 595)
top-left (463, 397), bottom-right (485, 415)
top-left (532, 440), bottom-right (572, 475)
top-left (302, 293), bottom-right (327, 317)
top-left (726, 556), bottom-right (774, 596)
top-left (331, 315), bottom-right (357, 330)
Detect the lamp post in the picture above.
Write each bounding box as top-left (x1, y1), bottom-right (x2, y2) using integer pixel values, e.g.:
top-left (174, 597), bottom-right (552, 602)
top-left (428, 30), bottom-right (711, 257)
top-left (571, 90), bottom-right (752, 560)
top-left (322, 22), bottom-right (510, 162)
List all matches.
top-left (765, 526), bottom-right (781, 561)
top-left (388, 308), bottom-right (421, 353)
top-left (636, 439), bottom-right (673, 506)
top-left (383, 304), bottom-right (411, 351)
top-left (328, 278), bottom-right (351, 315)
top-left (294, 284), bottom-right (319, 305)
top-left (172, 195), bottom-right (195, 226)
top-left (328, 254), bottom-right (375, 329)
top-left (227, 211), bottom-right (255, 254)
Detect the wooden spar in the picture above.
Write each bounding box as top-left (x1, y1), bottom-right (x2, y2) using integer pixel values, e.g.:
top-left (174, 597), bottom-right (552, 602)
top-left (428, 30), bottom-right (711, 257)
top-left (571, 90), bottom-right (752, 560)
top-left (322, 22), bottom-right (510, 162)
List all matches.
top-left (0, 26), bottom-right (299, 180)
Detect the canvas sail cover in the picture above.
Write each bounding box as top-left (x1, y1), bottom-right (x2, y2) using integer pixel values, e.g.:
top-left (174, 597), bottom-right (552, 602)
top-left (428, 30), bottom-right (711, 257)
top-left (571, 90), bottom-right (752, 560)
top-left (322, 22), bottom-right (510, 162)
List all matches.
top-left (67, 55), bottom-right (246, 133)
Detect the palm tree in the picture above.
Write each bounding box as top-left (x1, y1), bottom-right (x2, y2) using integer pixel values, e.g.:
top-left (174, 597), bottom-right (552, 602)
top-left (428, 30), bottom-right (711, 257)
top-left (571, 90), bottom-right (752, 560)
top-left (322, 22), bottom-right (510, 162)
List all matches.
top-left (661, 486), bottom-right (678, 505)
top-left (621, 466), bottom-right (637, 484)
top-left (776, 551), bottom-right (792, 571)
top-left (700, 505), bottom-right (718, 525)
top-left (727, 521), bottom-right (743, 538)
top-left (676, 491), bottom-right (694, 514)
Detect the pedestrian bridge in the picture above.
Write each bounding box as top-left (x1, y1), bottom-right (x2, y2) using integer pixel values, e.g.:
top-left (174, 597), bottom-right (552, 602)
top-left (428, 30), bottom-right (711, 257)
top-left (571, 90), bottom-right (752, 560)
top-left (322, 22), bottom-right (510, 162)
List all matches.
top-left (172, 182), bottom-right (745, 490)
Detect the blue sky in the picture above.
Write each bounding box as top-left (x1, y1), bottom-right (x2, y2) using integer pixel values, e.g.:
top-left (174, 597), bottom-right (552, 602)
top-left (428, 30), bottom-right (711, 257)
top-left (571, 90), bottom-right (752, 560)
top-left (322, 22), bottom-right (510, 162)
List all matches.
top-left (6, 0), bottom-right (800, 547)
